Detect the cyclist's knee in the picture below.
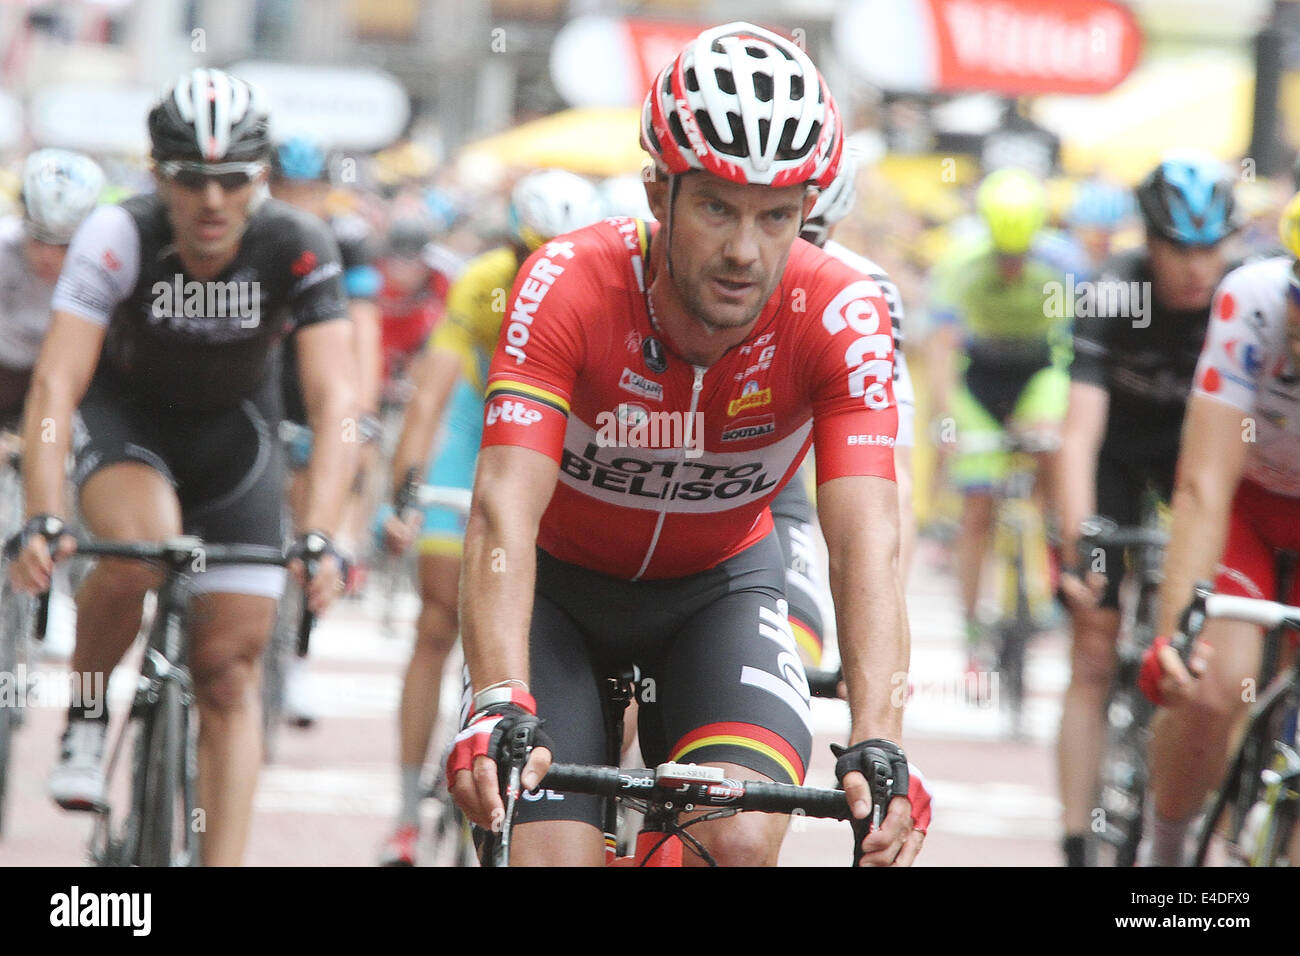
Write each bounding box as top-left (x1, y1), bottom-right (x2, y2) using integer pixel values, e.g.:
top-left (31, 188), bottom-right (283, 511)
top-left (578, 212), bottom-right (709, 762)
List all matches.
top-left (415, 597), bottom-right (458, 652)
top-left (194, 654), bottom-right (260, 714)
top-left (1069, 613), bottom-right (1119, 686)
top-left (84, 557), bottom-right (165, 598)
top-left (697, 812), bottom-right (784, 866)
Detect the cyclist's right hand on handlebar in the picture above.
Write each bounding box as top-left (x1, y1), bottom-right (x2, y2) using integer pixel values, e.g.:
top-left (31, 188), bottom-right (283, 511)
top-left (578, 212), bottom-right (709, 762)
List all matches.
top-left (446, 690), bottom-right (554, 830)
top-left (1138, 634), bottom-right (1212, 707)
top-left (5, 515), bottom-right (75, 595)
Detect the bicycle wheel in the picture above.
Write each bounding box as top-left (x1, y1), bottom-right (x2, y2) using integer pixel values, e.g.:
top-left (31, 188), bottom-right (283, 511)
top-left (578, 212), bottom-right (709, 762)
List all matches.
top-left (419, 764), bottom-right (477, 867)
top-left (1094, 677), bottom-right (1151, 867)
top-left (996, 554), bottom-right (1032, 737)
top-left (134, 678), bottom-right (193, 866)
top-left (0, 581), bottom-right (31, 837)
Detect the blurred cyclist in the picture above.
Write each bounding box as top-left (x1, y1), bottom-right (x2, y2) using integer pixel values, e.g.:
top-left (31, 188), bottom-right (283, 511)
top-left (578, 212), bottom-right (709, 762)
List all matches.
top-left (927, 167), bottom-right (1071, 671)
top-left (0, 150), bottom-right (105, 427)
top-left (375, 168), bottom-right (603, 865)
top-left (1054, 153), bottom-right (1237, 866)
top-left (269, 135), bottom-right (384, 722)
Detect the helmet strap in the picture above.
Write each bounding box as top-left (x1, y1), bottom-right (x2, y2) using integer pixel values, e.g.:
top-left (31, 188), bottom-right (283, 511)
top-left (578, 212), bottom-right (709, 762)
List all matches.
top-left (664, 172), bottom-right (681, 283)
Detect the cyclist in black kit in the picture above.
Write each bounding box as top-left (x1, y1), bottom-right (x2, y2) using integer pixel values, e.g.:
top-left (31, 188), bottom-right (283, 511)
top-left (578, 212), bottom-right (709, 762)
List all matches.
top-left (8, 68), bottom-right (357, 865)
top-left (1053, 153), bottom-right (1237, 866)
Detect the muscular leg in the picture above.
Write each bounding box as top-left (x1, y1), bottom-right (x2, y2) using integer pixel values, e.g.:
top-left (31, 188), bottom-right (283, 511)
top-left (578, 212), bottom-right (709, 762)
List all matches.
top-left (399, 554), bottom-right (461, 781)
top-left (510, 821), bottom-right (605, 866)
top-left (74, 464), bottom-right (181, 693)
top-left (957, 490), bottom-right (994, 624)
top-left (681, 761), bottom-right (789, 867)
top-left (189, 591), bottom-right (277, 866)
top-left (1057, 604), bottom-right (1120, 837)
top-left (1146, 618), bottom-right (1262, 861)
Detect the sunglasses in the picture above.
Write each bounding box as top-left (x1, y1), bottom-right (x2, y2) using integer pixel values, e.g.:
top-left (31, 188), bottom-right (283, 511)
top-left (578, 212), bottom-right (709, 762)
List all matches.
top-left (159, 161), bottom-right (265, 192)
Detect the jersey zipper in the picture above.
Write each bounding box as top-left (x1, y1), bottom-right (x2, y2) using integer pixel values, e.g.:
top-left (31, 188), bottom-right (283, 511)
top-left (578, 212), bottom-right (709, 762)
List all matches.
top-left (631, 363), bottom-right (706, 581)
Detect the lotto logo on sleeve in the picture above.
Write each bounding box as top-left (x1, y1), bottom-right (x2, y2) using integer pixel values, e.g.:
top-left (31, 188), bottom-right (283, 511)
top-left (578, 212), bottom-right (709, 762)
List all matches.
top-left (821, 280), bottom-right (893, 410)
top-left (485, 399), bottom-right (543, 427)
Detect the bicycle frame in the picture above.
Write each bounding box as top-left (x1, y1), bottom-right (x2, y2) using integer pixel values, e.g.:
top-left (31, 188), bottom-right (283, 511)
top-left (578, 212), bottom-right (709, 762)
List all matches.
top-left (91, 549), bottom-right (200, 866)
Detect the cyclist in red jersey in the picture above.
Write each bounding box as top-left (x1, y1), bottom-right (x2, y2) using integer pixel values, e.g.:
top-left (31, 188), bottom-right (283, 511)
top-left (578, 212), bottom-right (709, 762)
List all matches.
top-left (447, 22), bottom-right (929, 866)
top-left (376, 219), bottom-right (453, 391)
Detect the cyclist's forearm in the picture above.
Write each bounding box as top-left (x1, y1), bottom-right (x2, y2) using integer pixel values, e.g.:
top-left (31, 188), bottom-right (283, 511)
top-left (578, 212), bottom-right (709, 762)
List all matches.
top-left (460, 498), bottom-right (537, 692)
top-left (1056, 438), bottom-right (1098, 563)
top-left (821, 478), bottom-right (908, 742)
top-left (349, 299), bottom-right (383, 415)
top-left (391, 349), bottom-right (458, 492)
top-left (1156, 477), bottom-right (1231, 637)
top-left (301, 384), bottom-right (358, 536)
top-left (20, 377), bottom-right (74, 518)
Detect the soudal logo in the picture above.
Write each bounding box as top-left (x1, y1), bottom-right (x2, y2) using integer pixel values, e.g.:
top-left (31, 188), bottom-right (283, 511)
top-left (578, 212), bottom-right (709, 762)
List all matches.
top-left (721, 415), bottom-right (776, 442)
top-left (619, 367), bottom-right (664, 402)
top-left (727, 383), bottom-right (772, 417)
top-left (485, 399), bottom-right (543, 427)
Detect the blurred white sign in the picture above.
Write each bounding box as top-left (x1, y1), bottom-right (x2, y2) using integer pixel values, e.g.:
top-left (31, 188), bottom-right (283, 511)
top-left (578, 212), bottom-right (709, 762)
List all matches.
top-left (230, 61), bottom-right (410, 151)
top-left (30, 84), bottom-right (154, 153)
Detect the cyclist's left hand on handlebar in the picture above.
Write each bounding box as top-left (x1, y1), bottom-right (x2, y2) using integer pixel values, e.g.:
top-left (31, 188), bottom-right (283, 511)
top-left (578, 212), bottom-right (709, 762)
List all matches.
top-left (287, 531), bottom-right (345, 614)
top-left (833, 740), bottom-right (931, 867)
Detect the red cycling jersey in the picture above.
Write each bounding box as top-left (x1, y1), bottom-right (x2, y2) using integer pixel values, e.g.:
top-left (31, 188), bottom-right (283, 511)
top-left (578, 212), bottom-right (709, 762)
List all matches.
top-left (377, 261), bottom-right (452, 382)
top-left (482, 217), bottom-right (898, 580)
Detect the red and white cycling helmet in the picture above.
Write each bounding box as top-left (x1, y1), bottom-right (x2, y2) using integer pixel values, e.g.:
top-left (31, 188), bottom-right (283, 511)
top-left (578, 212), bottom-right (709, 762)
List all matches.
top-left (641, 21), bottom-right (842, 190)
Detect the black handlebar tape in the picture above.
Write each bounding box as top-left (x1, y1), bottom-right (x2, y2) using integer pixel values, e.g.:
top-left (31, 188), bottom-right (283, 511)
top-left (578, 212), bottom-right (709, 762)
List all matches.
top-left (34, 591), bottom-right (49, 643)
top-left (804, 666), bottom-right (843, 700)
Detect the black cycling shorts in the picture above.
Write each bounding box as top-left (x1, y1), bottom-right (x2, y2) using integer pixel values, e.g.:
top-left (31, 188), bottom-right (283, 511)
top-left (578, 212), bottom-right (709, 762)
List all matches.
top-left (769, 469), bottom-right (826, 665)
top-left (964, 356), bottom-right (1049, 424)
top-left (72, 372), bottom-right (287, 550)
top-left (516, 532), bottom-right (815, 829)
top-left (1091, 453), bottom-right (1175, 610)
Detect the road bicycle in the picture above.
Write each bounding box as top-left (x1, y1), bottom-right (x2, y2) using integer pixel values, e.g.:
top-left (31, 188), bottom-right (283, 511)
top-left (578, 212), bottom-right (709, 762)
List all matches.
top-left (34, 535), bottom-right (307, 866)
top-left (959, 428), bottom-right (1060, 738)
top-left (1187, 576), bottom-right (1300, 867)
top-left (1077, 502), bottom-right (1169, 867)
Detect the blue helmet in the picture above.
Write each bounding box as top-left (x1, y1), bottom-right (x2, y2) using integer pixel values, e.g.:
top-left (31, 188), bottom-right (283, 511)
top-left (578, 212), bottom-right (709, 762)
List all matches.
top-left (1068, 180), bottom-right (1134, 230)
top-left (1135, 153), bottom-right (1236, 246)
top-left (273, 136), bottom-right (327, 182)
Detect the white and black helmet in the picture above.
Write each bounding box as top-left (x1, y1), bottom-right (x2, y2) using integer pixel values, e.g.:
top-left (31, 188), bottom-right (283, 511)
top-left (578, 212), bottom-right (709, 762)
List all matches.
top-left (801, 150), bottom-right (858, 247)
top-left (148, 68), bottom-right (270, 163)
top-left (508, 169), bottom-right (605, 251)
top-left (21, 148), bottom-right (105, 244)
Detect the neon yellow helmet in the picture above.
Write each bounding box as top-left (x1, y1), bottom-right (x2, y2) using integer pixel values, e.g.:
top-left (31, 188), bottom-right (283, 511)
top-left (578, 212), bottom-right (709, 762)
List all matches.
top-left (1278, 191), bottom-right (1300, 258)
top-left (977, 167), bottom-right (1047, 255)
